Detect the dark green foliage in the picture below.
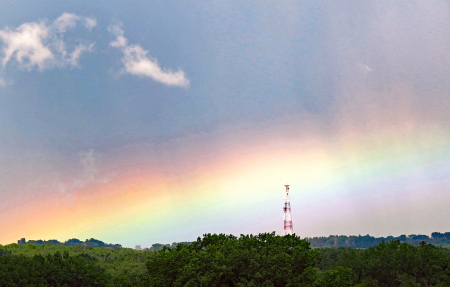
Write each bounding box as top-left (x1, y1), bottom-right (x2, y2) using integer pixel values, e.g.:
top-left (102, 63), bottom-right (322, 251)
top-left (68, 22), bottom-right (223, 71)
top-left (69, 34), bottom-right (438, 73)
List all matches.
top-left (0, 243), bottom-right (155, 286)
top-left (316, 266), bottom-right (353, 287)
top-left (1, 235), bottom-right (450, 286)
top-left (316, 247), bottom-right (353, 271)
top-left (317, 240), bottom-right (450, 287)
top-left (0, 251), bottom-right (108, 286)
top-left (0, 248), bottom-right (11, 257)
top-left (146, 232), bottom-right (322, 286)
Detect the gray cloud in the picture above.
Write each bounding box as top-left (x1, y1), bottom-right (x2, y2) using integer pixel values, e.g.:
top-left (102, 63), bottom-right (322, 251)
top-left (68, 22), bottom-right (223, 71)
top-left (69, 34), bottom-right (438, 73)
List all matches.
top-left (109, 25), bottom-right (190, 87)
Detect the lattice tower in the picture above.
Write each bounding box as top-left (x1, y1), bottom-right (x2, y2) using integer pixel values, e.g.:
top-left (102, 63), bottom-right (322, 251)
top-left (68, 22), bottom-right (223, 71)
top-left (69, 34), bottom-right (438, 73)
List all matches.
top-left (283, 185), bottom-right (293, 235)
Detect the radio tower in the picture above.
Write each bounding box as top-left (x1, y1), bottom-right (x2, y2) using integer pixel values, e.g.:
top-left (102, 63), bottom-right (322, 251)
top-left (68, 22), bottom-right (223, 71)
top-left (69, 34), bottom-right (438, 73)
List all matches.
top-left (283, 185), bottom-right (293, 235)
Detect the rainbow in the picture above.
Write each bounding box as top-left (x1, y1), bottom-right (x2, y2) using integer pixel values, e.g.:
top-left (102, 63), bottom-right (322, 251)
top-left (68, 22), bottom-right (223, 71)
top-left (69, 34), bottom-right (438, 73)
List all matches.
top-left (2, 87), bottom-right (450, 247)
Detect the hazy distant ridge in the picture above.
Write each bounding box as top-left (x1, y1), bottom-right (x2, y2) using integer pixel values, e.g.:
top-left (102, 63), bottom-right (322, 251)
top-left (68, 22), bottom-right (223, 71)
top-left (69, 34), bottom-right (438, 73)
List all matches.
top-left (306, 232), bottom-right (450, 248)
top-left (17, 238), bottom-right (122, 249)
top-left (16, 232), bottom-right (450, 250)
top-left (146, 232), bottom-right (450, 250)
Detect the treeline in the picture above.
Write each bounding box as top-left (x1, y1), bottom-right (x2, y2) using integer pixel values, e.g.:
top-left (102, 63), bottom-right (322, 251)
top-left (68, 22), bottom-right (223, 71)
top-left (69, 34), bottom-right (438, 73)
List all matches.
top-left (147, 232), bottom-right (450, 250)
top-left (142, 241), bottom-right (192, 251)
top-left (0, 251), bottom-right (109, 286)
top-left (143, 233), bottom-right (450, 286)
top-left (17, 237), bottom-right (191, 251)
top-left (1, 243), bottom-right (155, 286)
top-left (307, 232), bottom-right (450, 248)
top-left (2, 233), bottom-right (450, 286)
top-left (18, 237), bottom-right (122, 248)
top-left (19, 232), bottom-right (450, 251)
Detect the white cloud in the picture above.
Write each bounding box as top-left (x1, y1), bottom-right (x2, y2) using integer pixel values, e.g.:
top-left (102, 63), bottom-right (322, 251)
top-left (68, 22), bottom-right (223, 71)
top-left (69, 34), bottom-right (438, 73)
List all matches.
top-left (52, 13), bottom-right (80, 33)
top-left (68, 43), bottom-right (94, 67)
top-left (0, 22), bottom-right (53, 70)
top-left (0, 78), bottom-right (5, 87)
top-left (109, 25), bottom-right (127, 48)
top-left (84, 18), bottom-right (97, 31)
top-left (52, 13), bottom-right (97, 33)
top-left (0, 13), bottom-right (96, 70)
top-left (109, 25), bottom-right (190, 87)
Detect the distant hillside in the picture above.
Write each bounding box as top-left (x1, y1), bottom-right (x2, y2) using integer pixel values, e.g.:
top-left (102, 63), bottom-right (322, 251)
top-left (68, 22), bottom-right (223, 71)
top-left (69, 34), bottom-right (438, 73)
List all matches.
top-left (146, 232), bottom-right (450, 250)
top-left (306, 232), bottom-right (450, 248)
top-left (142, 241), bottom-right (192, 251)
top-left (16, 238), bottom-right (122, 249)
top-left (16, 232), bottom-right (450, 250)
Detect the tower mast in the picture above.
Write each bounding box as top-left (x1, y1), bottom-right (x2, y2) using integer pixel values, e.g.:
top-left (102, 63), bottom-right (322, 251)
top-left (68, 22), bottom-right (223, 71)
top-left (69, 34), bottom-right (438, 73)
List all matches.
top-left (283, 185), bottom-right (293, 235)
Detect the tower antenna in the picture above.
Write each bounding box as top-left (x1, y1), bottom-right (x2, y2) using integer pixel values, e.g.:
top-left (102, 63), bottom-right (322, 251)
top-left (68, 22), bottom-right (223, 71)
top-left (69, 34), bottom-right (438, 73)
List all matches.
top-left (283, 185), bottom-right (293, 235)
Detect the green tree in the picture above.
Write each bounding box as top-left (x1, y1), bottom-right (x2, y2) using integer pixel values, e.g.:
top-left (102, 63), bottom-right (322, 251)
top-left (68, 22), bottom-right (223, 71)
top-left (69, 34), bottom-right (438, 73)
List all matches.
top-left (0, 251), bottom-right (109, 286)
top-left (340, 240), bottom-right (450, 286)
top-left (146, 232), bottom-right (322, 287)
top-left (317, 266), bottom-right (353, 287)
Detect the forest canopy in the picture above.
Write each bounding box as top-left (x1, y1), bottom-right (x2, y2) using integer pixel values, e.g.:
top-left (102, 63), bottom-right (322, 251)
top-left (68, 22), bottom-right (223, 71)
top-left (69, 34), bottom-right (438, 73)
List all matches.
top-left (1, 232), bottom-right (450, 286)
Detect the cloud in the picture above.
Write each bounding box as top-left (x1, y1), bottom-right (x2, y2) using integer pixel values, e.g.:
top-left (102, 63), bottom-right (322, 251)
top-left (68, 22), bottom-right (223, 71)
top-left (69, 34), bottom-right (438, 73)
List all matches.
top-left (84, 18), bottom-right (97, 31)
top-left (52, 13), bottom-right (81, 33)
top-left (109, 25), bottom-right (189, 87)
top-left (52, 13), bottom-right (97, 33)
top-left (0, 22), bottom-right (53, 70)
top-left (359, 63), bottom-right (372, 76)
top-left (0, 77), bottom-right (12, 87)
top-left (80, 149), bottom-right (97, 181)
top-left (0, 13), bottom-right (96, 70)
top-left (68, 43), bottom-right (94, 67)
top-left (52, 149), bottom-right (106, 198)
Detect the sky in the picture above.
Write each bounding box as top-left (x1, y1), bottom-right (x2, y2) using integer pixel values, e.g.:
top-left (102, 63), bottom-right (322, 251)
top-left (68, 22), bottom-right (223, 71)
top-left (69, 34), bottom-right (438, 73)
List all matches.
top-left (1, 0), bottom-right (450, 248)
